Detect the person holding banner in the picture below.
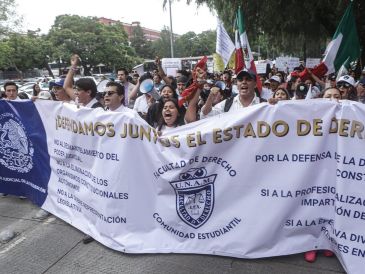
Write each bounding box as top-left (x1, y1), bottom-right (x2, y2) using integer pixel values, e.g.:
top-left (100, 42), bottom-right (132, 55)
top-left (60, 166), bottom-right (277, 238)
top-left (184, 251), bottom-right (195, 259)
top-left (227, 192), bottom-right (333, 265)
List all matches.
top-left (50, 79), bottom-right (72, 103)
top-left (200, 69), bottom-right (265, 118)
top-left (336, 75), bottom-right (357, 101)
top-left (323, 87), bottom-right (341, 102)
top-left (103, 81), bottom-right (133, 113)
top-left (3, 82), bottom-right (20, 101)
top-left (146, 84), bottom-right (180, 127)
top-left (268, 88), bottom-right (291, 104)
top-left (156, 98), bottom-right (185, 132)
top-left (64, 54), bottom-right (103, 109)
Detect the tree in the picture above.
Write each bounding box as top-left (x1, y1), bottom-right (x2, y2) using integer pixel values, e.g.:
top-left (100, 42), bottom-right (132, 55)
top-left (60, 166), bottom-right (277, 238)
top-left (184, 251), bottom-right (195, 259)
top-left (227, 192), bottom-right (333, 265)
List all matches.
top-left (47, 15), bottom-right (140, 74)
top-left (174, 30), bottom-right (216, 57)
top-left (151, 27), bottom-right (173, 58)
top-left (0, 33), bottom-right (49, 77)
top-left (0, 42), bottom-right (13, 68)
top-left (168, 0), bottom-right (364, 66)
top-left (130, 24), bottom-right (155, 59)
top-left (0, 0), bottom-right (23, 35)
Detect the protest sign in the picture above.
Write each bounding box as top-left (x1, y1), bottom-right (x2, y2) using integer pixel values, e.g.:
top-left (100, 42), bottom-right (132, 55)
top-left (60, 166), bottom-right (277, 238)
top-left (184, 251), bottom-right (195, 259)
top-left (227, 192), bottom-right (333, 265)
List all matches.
top-left (1, 100), bottom-right (364, 274)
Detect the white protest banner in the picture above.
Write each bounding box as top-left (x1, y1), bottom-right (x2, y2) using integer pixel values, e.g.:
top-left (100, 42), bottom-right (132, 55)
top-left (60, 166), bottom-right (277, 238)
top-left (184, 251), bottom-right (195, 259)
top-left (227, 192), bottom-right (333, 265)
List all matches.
top-left (255, 61), bottom-right (267, 74)
top-left (1, 100), bottom-right (365, 274)
top-left (161, 58), bottom-right (182, 77)
top-left (286, 57), bottom-right (300, 72)
top-left (216, 19), bottom-right (235, 68)
top-left (275, 57), bottom-right (300, 72)
top-left (306, 58), bottom-right (321, 68)
top-left (274, 57), bottom-right (287, 71)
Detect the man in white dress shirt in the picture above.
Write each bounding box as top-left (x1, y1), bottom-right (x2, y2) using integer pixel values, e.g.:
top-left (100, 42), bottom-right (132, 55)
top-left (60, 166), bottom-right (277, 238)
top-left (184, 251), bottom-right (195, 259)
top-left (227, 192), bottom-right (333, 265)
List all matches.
top-left (201, 69), bottom-right (264, 119)
top-left (104, 81), bottom-right (133, 112)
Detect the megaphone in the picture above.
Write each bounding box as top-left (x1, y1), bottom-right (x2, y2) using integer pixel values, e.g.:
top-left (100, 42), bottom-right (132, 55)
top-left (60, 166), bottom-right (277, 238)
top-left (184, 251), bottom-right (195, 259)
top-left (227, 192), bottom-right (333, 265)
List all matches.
top-left (214, 81), bottom-right (226, 90)
top-left (97, 79), bottom-right (109, 93)
top-left (140, 79), bottom-right (160, 100)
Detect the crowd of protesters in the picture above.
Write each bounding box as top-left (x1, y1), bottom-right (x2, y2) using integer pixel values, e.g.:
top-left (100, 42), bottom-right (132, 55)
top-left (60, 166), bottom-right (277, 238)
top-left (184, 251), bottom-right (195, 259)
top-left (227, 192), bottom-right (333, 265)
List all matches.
top-left (1, 54), bottom-right (365, 258)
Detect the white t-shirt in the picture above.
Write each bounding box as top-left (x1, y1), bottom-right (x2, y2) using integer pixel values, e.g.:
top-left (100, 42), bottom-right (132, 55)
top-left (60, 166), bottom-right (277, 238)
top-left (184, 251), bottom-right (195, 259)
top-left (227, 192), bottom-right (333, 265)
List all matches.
top-left (133, 95), bottom-right (150, 114)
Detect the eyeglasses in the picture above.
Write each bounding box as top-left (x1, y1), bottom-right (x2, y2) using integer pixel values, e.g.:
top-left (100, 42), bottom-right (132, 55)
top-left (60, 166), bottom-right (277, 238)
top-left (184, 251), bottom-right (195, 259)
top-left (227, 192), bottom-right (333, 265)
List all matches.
top-left (104, 91), bottom-right (118, 96)
top-left (337, 82), bottom-right (351, 88)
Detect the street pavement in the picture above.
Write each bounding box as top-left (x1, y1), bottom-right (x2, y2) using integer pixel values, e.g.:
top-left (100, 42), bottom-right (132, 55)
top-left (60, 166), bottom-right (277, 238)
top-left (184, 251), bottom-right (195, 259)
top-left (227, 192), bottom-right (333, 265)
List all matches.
top-left (0, 196), bottom-right (345, 274)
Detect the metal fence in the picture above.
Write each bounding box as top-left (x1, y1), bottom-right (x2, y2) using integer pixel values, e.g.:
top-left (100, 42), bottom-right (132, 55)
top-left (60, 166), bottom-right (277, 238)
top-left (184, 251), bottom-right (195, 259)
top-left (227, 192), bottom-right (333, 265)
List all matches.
top-left (0, 70), bottom-right (42, 80)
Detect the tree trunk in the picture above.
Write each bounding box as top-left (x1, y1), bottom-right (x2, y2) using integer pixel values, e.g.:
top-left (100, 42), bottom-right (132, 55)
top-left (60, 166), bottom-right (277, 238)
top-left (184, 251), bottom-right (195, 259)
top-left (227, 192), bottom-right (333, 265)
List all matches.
top-left (44, 60), bottom-right (54, 78)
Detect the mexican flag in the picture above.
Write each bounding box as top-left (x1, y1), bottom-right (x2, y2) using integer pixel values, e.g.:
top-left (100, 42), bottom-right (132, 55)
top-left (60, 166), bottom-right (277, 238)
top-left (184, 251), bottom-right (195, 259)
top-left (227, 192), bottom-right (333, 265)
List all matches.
top-left (235, 7), bottom-right (261, 91)
top-left (302, 2), bottom-right (360, 79)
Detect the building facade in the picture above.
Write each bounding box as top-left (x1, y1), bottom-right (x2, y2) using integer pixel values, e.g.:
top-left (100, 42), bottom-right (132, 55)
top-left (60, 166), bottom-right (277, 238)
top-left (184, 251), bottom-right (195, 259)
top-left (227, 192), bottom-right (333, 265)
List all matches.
top-left (98, 17), bottom-right (161, 42)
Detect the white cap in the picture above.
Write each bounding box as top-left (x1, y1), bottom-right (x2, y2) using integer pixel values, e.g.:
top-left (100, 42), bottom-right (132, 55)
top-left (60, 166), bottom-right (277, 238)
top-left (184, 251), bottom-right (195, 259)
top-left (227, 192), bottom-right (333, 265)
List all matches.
top-left (38, 91), bottom-right (52, 100)
top-left (337, 75), bottom-right (355, 87)
top-left (270, 75), bottom-right (281, 83)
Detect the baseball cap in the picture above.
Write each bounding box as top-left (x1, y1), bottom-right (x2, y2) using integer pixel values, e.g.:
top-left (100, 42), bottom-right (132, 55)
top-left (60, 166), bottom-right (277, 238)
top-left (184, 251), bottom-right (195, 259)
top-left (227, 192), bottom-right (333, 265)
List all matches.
top-left (337, 75), bottom-right (355, 87)
top-left (270, 75), bottom-right (281, 83)
top-left (49, 78), bottom-right (65, 88)
top-left (236, 69), bottom-right (256, 81)
top-left (38, 90), bottom-right (52, 100)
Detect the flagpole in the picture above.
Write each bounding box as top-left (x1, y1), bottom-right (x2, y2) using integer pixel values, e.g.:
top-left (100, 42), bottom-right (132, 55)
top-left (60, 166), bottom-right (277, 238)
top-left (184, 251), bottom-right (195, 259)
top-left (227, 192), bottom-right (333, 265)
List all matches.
top-left (168, 0), bottom-right (174, 58)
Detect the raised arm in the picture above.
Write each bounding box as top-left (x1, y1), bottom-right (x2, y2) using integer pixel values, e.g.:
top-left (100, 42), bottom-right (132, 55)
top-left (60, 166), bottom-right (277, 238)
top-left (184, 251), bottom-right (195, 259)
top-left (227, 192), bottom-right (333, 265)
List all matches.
top-left (129, 77), bottom-right (140, 101)
top-left (63, 54), bottom-right (80, 101)
top-left (155, 56), bottom-right (172, 86)
top-left (201, 87), bottom-right (220, 116)
top-left (308, 69), bottom-right (326, 89)
top-left (184, 89), bottom-right (201, 123)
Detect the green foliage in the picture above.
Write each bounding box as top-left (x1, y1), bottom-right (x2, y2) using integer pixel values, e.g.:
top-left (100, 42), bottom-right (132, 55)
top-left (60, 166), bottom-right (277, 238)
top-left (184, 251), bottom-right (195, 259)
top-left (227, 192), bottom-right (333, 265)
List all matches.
top-left (0, 0), bottom-right (22, 35)
top-left (130, 24), bottom-right (155, 59)
top-left (0, 33), bottom-right (48, 72)
top-left (174, 30), bottom-right (216, 57)
top-left (172, 0), bottom-right (364, 62)
top-left (0, 42), bottom-right (13, 68)
top-left (47, 15), bottom-right (140, 73)
top-left (151, 27), bottom-right (174, 58)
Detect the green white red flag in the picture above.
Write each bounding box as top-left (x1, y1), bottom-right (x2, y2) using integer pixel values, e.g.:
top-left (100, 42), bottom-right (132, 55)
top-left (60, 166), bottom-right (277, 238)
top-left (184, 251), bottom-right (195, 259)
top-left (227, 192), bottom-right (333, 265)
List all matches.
top-left (300, 1), bottom-right (360, 80)
top-left (235, 7), bottom-right (261, 91)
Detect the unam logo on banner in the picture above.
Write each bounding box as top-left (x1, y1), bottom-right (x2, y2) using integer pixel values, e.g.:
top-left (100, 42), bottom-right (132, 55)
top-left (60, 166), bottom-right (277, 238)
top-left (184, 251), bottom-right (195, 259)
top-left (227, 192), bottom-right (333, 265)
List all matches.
top-left (0, 101), bottom-right (51, 206)
top-left (170, 167), bottom-right (217, 229)
top-left (0, 113), bottom-right (34, 173)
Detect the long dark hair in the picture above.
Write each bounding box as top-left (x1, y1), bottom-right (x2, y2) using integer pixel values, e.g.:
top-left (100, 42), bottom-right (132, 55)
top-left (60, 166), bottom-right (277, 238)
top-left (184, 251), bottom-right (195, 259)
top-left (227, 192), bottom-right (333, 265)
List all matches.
top-left (157, 98), bottom-right (185, 131)
top-left (32, 84), bottom-right (40, 96)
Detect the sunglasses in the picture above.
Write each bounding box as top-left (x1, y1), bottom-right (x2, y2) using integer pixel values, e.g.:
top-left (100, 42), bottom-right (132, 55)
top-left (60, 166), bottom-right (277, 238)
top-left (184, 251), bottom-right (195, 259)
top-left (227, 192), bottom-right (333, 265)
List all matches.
top-left (337, 82), bottom-right (351, 88)
top-left (103, 91), bottom-right (118, 96)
